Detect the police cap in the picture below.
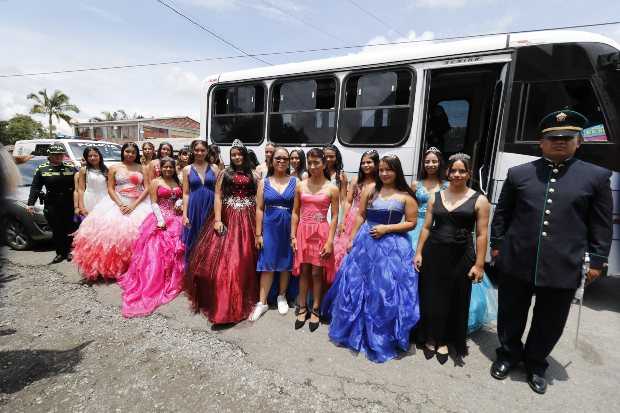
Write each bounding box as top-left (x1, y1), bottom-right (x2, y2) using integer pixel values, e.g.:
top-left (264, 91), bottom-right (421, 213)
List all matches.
top-left (47, 144), bottom-right (66, 154)
top-left (538, 110), bottom-right (589, 140)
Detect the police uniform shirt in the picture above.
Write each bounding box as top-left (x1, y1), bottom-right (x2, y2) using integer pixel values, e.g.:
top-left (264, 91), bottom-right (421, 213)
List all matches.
top-left (27, 161), bottom-right (76, 206)
top-left (491, 157), bottom-right (613, 289)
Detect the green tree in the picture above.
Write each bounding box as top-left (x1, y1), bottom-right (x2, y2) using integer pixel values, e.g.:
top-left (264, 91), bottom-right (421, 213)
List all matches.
top-left (0, 115), bottom-right (45, 145)
top-left (27, 89), bottom-right (80, 139)
top-left (90, 109), bottom-right (142, 122)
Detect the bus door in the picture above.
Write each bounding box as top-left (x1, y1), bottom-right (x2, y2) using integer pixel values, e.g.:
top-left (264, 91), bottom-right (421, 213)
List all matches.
top-left (418, 60), bottom-right (510, 198)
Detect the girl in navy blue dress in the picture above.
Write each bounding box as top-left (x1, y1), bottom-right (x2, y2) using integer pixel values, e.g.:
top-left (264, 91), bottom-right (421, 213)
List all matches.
top-left (322, 155), bottom-right (420, 363)
top-left (250, 147), bottom-right (297, 321)
top-left (181, 140), bottom-right (218, 260)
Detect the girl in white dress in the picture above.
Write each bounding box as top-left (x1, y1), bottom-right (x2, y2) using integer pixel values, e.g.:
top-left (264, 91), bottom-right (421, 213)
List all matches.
top-left (76, 146), bottom-right (109, 215)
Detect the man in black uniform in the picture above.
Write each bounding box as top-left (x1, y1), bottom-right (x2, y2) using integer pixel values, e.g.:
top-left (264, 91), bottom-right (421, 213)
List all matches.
top-left (26, 144), bottom-right (78, 263)
top-left (489, 110), bottom-right (613, 394)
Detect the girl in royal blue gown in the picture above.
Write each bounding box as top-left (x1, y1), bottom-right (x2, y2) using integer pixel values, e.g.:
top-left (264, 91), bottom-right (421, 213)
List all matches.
top-left (181, 140), bottom-right (218, 260)
top-left (322, 155), bottom-right (420, 363)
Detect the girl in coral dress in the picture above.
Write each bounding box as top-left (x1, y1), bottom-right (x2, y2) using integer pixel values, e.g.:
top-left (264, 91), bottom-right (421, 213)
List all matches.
top-left (186, 140), bottom-right (258, 325)
top-left (333, 149), bottom-right (379, 269)
top-left (291, 148), bottom-right (339, 332)
top-left (119, 157), bottom-right (185, 318)
top-left (73, 143), bottom-right (151, 280)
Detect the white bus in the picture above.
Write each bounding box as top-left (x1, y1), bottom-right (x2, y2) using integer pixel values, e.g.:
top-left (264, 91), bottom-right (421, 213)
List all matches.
top-left (199, 30), bottom-right (620, 275)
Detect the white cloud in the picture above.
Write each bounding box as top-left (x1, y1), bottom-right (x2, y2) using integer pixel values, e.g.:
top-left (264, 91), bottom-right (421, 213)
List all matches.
top-left (78, 4), bottom-right (124, 24)
top-left (164, 67), bottom-right (203, 95)
top-left (177, 0), bottom-right (241, 11)
top-left (361, 30), bottom-right (436, 53)
top-left (0, 90), bottom-right (29, 121)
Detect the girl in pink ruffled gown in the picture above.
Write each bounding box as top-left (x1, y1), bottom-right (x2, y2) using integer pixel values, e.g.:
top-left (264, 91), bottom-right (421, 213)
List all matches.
top-left (119, 157), bottom-right (185, 318)
top-left (333, 150), bottom-right (379, 269)
top-left (72, 143), bottom-right (151, 280)
top-left (291, 148), bottom-right (339, 332)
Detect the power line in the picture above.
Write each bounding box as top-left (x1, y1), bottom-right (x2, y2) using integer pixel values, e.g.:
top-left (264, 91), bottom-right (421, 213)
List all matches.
top-left (1, 20), bottom-right (619, 79)
top-left (258, 0), bottom-right (349, 44)
top-left (345, 0), bottom-right (406, 37)
top-left (155, 0), bottom-right (272, 65)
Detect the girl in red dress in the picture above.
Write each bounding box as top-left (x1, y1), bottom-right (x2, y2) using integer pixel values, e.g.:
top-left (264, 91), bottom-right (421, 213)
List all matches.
top-left (291, 148), bottom-right (339, 332)
top-left (186, 140), bottom-right (258, 325)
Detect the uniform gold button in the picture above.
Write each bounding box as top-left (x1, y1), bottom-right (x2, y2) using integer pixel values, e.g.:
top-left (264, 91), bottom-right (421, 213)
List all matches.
top-left (544, 221), bottom-right (549, 225)
top-left (550, 178), bottom-right (557, 183)
top-left (542, 232), bottom-right (548, 236)
top-left (545, 210), bottom-right (551, 215)
top-left (548, 199), bottom-right (553, 204)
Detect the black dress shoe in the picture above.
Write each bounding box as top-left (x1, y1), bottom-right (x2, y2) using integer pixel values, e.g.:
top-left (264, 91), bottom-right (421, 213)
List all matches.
top-left (527, 373), bottom-right (547, 394)
top-left (422, 345), bottom-right (435, 360)
top-left (50, 254), bottom-right (65, 264)
top-left (308, 309), bottom-right (320, 332)
top-left (436, 352), bottom-right (449, 365)
top-left (66, 253), bottom-right (73, 262)
top-left (294, 308), bottom-right (308, 330)
top-left (490, 360), bottom-right (512, 380)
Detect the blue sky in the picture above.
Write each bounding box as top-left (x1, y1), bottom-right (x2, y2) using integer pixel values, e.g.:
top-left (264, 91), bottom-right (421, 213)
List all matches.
top-left (1, 0), bottom-right (619, 133)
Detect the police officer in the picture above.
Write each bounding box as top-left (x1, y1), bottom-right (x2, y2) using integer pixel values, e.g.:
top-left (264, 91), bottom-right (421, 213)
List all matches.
top-left (26, 144), bottom-right (78, 263)
top-left (489, 110), bottom-right (613, 394)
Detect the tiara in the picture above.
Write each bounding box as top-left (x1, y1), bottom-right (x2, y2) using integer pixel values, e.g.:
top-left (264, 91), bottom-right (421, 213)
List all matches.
top-left (425, 146), bottom-right (442, 154)
top-left (363, 149), bottom-right (378, 156)
top-left (231, 139), bottom-right (245, 149)
top-left (382, 152), bottom-right (398, 159)
top-left (448, 153), bottom-right (471, 161)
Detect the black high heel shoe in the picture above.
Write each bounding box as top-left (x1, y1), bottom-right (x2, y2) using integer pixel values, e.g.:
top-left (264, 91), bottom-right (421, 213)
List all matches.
top-left (436, 350), bottom-right (449, 365)
top-left (422, 345), bottom-right (436, 360)
top-left (295, 307), bottom-right (308, 330)
top-left (308, 308), bottom-right (321, 332)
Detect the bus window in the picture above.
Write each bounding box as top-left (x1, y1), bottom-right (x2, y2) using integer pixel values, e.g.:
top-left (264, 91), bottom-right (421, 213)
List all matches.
top-left (211, 84), bottom-right (265, 145)
top-left (430, 99), bottom-right (470, 153)
top-left (269, 77), bottom-right (336, 145)
top-left (339, 69), bottom-right (414, 146)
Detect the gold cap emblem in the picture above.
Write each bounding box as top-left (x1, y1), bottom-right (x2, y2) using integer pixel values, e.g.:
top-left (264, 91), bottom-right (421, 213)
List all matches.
top-left (556, 112), bottom-right (567, 122)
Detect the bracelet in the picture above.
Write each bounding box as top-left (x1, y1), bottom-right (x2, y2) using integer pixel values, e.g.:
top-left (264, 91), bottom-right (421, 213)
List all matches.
top-left (255, 234), bottom-right (262, 237)
top-left (290, 236), bottom-right (296, 241)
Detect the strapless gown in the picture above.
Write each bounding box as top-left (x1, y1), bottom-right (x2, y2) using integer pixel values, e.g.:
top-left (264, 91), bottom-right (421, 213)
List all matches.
top-left (73, 170), bottom-right (151, 280)
top-left (322, 197), bottom-right (420, 363)
top-left (119, 186), bottom-right (185, 318)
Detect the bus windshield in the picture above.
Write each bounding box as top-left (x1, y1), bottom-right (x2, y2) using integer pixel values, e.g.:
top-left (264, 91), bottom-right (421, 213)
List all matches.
top-left (68, 142), bottom-right (122, 162)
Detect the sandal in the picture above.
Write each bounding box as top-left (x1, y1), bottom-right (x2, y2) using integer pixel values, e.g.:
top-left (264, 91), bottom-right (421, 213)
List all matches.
top-left (295, 307), bottom-right (308, 330)
top-left (309, 308), bottom-right (321, 332)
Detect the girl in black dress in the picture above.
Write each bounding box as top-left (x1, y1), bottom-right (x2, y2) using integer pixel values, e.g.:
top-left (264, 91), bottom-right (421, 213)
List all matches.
top-left (414, 153), bottom-right (491, 364)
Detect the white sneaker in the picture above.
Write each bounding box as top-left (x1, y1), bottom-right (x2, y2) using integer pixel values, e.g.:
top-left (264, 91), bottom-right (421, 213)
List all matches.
top-left (276, 295), bottom-right (289, 315)
top-left (249, 302), bottom-right (268, 321)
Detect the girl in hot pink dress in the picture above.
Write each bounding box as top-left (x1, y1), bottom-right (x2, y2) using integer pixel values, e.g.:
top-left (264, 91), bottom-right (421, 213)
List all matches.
top-left (291, 148), bottom-right (339, 332)
top-left (73, 143), bottom-right (151, 280)
top-left (333, 150), bottom-right (379, 269)
top-left (119, 157), bottom-right (185, 318)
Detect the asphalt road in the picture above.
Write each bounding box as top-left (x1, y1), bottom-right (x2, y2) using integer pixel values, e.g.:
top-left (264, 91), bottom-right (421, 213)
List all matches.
top-left (1, 247), bottom-right (619, 412)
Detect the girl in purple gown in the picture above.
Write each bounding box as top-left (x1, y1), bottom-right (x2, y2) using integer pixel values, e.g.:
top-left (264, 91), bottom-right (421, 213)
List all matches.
top-left (119, 157), bottom-right (185, 318)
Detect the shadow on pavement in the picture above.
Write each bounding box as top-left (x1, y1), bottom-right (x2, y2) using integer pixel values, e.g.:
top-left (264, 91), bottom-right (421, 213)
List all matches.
top-left (0, 341), bottom-right (92, 394)
top-left (583, 276), bottom-right (620, 313)
top-left (469, 328), bottom-right (499, 362)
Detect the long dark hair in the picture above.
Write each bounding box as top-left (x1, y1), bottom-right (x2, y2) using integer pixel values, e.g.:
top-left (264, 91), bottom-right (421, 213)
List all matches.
top-left (208, 144), bottom-right (222, 165)
top-left (290, 148), bottom-right (307, 178)
top-left (159, 156), bottom-right (181, 187)
top-left (83, 146), bottom-right (108, 175)
top-left (247, 149), bottom-right (259, 170)
top-left (323, 144), bottom-right (344, 185)
top-left (373, 155), bottom-right (417, 201)
top-left (419, 147), bottom-right (446, 180)
top-left (446, 153), bottom-right (472, 183)
top-left (120, 142), bottom-right (141, 164)
top-left (157, 142), bottom-right (174, 159)
top-left (221, 145), bottom-right (256, 198)
top-left (356, 149), bottom-right (379, 184)
top-left (267, 147), bottom-right (290, 177)
top-left (141, 141), bottom-right (155, 164)
top-left (307, 147), bottom-right (331, 180)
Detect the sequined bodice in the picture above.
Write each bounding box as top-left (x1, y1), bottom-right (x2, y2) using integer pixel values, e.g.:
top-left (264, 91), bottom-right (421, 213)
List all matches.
top-left (300, 192), bottom-right (331, 223)
top-left (366, 197), bottom-right (405, 226)
top-left (224, 172), bottom-right (256, 209)
top-left (416, 181), bottom-right (447, 214)
top-left (115, 170), bottom-right (144, 198)
top-left (157, 186), bottom-right (182, 217)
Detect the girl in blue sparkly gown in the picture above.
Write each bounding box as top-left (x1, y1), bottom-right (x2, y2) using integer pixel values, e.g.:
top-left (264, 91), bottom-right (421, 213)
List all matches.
top-left (181, 140), bottom-right (218, 261)
top-left (322, 155), bottom-right (420, 363)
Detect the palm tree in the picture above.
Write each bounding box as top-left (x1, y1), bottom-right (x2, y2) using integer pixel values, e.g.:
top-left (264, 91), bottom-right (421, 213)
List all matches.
top-left (27, 89), bottom-right (80, 139)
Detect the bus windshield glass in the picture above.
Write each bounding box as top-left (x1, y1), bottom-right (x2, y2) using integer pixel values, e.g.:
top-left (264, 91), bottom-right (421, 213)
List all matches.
top-left (211, 84), bottom-right (265, 145)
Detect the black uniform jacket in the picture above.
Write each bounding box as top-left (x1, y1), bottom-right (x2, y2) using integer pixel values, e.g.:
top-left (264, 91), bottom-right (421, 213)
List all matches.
top-left (27, 161), bottom-right (76, 207)
top-left (490, 158), bottom-right (612, 289)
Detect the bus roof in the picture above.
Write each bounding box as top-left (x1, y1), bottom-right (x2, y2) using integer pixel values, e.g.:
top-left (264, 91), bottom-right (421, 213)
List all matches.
top-left (209, 30), bottom-right (618, 84)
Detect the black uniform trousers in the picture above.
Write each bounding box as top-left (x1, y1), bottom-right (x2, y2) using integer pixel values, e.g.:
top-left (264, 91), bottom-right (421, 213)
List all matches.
top-left (496, 275), bottom-right (575, 375)
top-left (43, 195), bottom-right (76, 257)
